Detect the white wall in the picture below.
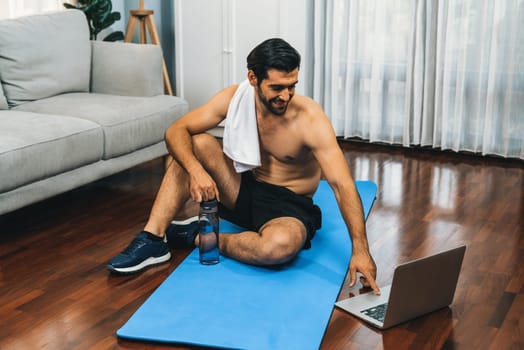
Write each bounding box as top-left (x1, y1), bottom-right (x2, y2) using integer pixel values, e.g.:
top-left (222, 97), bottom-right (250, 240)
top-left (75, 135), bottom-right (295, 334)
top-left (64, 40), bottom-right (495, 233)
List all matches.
top-left (111, 0), bottom-right (126, 33)
top-left (174, 0), bottom-right (314, 110)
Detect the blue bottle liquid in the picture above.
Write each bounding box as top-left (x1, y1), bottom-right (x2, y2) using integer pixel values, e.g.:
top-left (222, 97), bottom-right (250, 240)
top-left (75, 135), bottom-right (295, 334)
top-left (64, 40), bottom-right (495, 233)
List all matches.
top-left (199, 199), bottom-right (219, 264)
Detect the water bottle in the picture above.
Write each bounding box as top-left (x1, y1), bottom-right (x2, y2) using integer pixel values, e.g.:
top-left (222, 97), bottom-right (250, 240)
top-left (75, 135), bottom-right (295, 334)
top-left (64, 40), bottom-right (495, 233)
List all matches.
top-left (199, 199), bottom-right (220, 264)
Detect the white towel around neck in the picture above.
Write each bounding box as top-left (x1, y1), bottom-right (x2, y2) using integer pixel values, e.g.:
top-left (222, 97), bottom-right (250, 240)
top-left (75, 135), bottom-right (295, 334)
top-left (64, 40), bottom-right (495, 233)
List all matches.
top-left (223, 79), bottom-right (261, 173)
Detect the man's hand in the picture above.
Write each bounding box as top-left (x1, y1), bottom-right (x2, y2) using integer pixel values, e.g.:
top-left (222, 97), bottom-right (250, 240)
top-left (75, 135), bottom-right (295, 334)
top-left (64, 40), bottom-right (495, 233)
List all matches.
top-left (349, 250), bottom-right (380, 295)
top-left (189, 168), bottom-right (220, 202)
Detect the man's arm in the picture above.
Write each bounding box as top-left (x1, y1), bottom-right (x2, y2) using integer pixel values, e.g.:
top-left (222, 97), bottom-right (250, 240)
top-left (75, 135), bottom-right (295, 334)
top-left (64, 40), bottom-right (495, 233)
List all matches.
top-left (304, 101), bottom-right (380, 295)
top-left (164, 86), bottom-right (237, 202)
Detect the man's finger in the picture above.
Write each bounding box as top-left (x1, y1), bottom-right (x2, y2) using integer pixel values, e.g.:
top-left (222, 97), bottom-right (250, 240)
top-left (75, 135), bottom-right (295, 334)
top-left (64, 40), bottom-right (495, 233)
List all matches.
top-left (359, 275), bottom-right (369, 286)
top-left (214, 185), bottom-right (221, 202)
top-left (192, 190), bottom-right (202, 203)
top-left (349, 266), bottom-right (357, 287)
top-left (360, 275), bottom-right (381, 295)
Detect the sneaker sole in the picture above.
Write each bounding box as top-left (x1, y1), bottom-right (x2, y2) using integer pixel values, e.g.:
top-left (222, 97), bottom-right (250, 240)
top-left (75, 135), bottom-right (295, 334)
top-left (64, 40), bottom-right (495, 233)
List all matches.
top-left (171, 216), bottom-right (199, 225)
top-left (107, 251), bottom-right (171, 274)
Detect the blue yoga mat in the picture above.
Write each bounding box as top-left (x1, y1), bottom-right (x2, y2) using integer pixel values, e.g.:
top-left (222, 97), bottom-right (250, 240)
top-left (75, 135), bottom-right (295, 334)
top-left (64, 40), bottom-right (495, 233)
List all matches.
top-left (117, 180), bottom-right (377, 350)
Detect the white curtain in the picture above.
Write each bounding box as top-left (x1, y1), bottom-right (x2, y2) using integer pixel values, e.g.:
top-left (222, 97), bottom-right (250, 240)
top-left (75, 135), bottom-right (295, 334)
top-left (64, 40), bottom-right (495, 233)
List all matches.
top-left (0, 0), bottom-right (64, 19)
top-left (314, 0), bottom-right (524, 159)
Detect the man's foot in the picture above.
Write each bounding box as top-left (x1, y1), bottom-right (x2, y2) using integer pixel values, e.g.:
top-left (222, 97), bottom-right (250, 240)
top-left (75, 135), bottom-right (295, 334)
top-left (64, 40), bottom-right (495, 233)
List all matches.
top-left (166, 216), bottom-right (199, 249)
top-left (107, 231), bottom-right (171, 274)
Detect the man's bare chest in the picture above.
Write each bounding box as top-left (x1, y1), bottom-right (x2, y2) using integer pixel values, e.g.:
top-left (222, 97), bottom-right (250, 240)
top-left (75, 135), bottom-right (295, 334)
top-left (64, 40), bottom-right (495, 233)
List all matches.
top-left (257, 122), bottom-right (311, 164)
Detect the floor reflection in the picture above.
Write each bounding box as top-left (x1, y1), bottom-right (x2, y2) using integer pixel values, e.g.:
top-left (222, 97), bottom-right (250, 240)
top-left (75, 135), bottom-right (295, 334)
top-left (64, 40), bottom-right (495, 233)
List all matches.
top-left (381, 307), bottom-right (456, 349)
top-left (348, 149), bottom-right (522, 267)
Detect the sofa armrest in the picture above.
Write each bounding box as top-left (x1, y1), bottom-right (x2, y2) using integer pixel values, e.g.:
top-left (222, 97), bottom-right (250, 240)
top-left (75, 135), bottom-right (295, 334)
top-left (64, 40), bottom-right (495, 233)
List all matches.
top-left (91, 41), bottom-right (164, 96)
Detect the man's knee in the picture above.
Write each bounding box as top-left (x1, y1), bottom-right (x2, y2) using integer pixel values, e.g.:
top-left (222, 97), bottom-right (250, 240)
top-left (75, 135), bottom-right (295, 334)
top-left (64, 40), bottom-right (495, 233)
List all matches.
top-left (192, 133), bottom-right (221, 161)
top-left (258, 236), bottom-right (301, 265)
top-left (257, 225), bottom-right (306, 265)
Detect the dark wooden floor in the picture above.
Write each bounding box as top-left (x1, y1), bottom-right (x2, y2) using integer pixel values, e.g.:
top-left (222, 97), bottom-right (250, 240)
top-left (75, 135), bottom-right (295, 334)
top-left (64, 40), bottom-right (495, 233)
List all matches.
top-left (0, 141), bottom-right (522, 350)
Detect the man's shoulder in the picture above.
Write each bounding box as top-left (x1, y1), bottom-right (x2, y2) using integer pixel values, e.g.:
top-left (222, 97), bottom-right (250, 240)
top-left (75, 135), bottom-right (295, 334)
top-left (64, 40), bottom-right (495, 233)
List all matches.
top-left (292, 95), bottom-right (326, 118)
top-left (207, 84), bottom-right (239, 110)
top-left (291, 95), bottom-right (334, 143)
top-left (218, 84), bottom-right (240, 100)
top-left (293, 94), bottom-right (319, 104)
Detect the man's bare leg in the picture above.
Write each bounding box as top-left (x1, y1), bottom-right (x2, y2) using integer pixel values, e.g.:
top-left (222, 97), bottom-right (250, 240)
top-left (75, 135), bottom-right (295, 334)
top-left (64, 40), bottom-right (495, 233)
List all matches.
top-left (218, 217), bottom-right (307, 265)
top-left (143, 157), bottom-right (198, 238)
top-left (143, 132), bottom-right (240, 238)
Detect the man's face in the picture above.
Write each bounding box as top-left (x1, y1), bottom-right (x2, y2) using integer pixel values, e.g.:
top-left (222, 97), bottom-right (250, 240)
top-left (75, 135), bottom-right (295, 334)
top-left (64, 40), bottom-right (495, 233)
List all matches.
top-left (255, 68), bottom-right (299, 116)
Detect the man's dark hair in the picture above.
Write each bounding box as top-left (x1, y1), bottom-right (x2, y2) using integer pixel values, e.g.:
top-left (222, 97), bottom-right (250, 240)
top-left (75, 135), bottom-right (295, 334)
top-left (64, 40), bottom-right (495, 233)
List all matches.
top-left (246, 38), bottom-right (301, 84)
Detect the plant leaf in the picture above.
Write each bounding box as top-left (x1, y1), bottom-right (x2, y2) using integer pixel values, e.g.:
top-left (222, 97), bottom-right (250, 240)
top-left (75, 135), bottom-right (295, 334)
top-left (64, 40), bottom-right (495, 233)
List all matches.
top-left (63, 3), bottom-right (78, 10)
top-left (103, 31), bottom-right (124, 42)
top-left (63, 0), bottom-right (122, 41)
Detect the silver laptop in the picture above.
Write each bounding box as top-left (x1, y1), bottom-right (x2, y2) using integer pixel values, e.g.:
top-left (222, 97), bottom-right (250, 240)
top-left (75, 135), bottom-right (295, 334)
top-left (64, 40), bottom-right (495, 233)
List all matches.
top-left (335, 245), bottom-right (466, 329)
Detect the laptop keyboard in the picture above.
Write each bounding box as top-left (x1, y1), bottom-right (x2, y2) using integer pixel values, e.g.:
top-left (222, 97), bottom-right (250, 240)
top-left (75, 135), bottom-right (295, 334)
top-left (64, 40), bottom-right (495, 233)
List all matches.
top-left (361, 303), bottom-right (388, 322)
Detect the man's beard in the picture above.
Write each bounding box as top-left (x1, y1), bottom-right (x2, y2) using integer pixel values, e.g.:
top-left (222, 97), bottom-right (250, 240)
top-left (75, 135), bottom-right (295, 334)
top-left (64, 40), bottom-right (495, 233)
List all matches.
top-left (257, 89), bottom-right (290, 116)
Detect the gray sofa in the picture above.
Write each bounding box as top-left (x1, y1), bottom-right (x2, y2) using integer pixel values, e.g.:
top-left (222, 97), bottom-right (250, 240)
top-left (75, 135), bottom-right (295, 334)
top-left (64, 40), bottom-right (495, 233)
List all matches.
top-left (0, 10), bottom-right (188, 215)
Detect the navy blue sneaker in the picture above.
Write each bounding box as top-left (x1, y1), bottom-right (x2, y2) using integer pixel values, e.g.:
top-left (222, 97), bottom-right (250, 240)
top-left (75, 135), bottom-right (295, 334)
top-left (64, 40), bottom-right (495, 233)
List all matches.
top-left (107, 231), bottom-right (171, 274)
top-left (166, 216), bottom-right (199, 249)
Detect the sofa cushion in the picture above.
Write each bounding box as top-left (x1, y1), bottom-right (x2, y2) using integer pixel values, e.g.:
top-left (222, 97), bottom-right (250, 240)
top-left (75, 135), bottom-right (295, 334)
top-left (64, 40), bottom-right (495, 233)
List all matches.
top-left (0, 10), bottom-right (91, 107)
top-left (91, 41), bottom-right (164, 97)
top-left (13, 93), bottom-right (189, 159)
top-left (0, 111), bottom-right (103, 193)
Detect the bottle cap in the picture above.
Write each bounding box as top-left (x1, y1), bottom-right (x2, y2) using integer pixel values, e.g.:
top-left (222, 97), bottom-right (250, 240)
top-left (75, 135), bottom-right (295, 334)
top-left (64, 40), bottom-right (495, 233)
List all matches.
top-left (200, 199), bottom-right (218, 209)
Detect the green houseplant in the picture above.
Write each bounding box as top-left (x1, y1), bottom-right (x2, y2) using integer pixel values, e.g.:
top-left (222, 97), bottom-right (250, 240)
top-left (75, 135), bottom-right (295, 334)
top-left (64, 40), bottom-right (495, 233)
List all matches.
top-left (64, 0), bottom-right (124, 41)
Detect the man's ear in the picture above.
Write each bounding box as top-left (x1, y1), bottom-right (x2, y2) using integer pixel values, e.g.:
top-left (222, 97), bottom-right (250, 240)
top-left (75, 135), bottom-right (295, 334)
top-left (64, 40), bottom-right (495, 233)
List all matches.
top-left (247, 70), bottom-right (257, 86)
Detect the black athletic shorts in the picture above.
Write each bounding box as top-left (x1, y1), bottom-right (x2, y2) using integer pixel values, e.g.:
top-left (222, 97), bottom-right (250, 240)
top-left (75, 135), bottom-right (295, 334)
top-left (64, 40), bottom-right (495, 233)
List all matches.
top-left (218, 171), bottom-right (322, 249)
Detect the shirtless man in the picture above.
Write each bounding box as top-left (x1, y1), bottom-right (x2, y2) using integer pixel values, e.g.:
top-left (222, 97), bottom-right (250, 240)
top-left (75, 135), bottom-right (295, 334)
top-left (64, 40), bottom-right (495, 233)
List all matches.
top-left (108, 38), bottom-right (379, 294)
